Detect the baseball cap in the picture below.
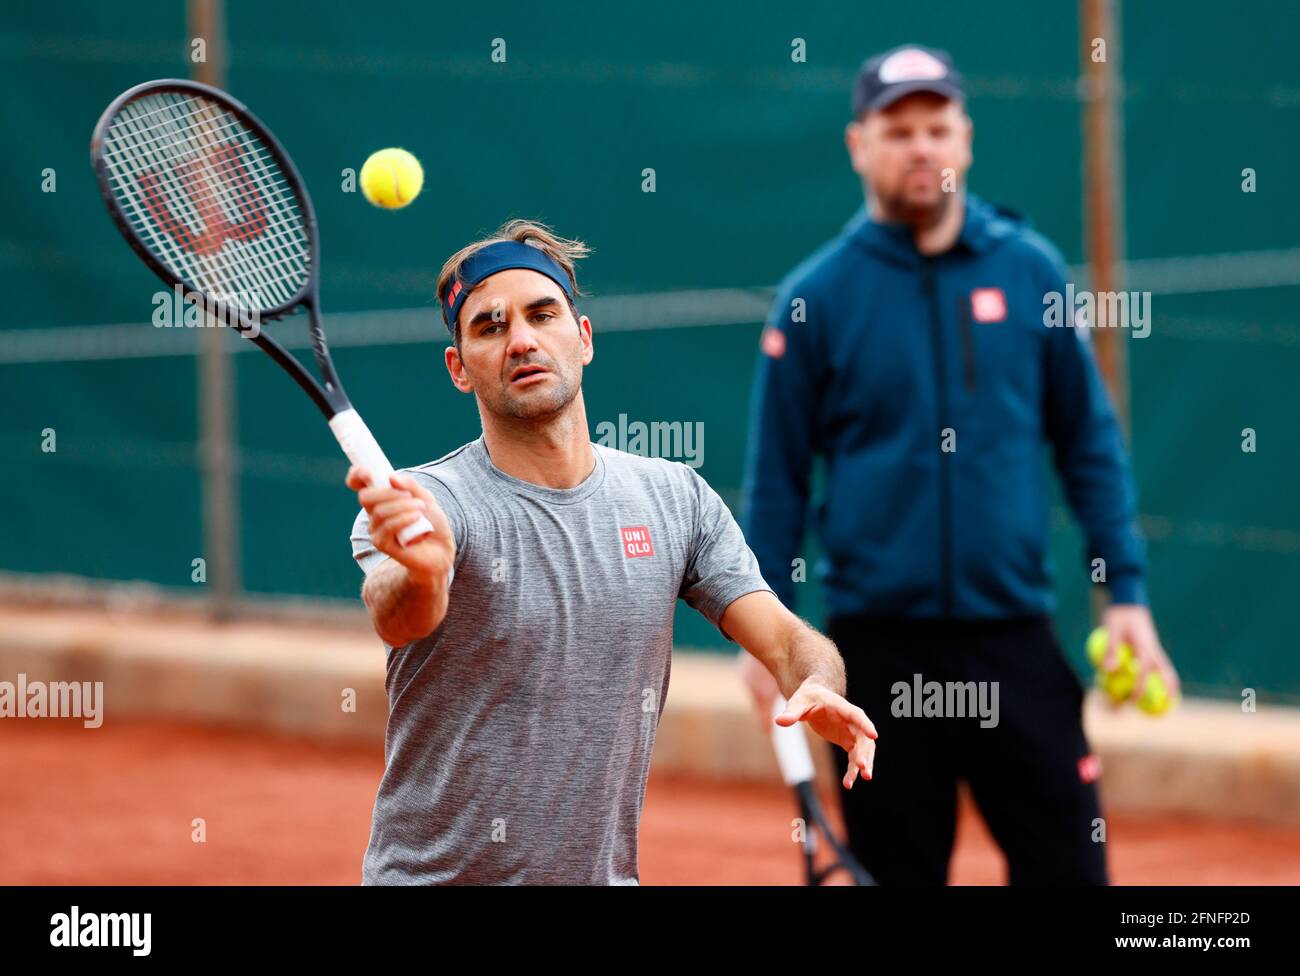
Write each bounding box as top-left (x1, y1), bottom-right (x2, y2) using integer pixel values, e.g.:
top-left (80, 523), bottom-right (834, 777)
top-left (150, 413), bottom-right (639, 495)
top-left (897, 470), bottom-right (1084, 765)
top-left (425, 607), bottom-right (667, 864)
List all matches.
top-left (852, 44), bottom-right (965, 118)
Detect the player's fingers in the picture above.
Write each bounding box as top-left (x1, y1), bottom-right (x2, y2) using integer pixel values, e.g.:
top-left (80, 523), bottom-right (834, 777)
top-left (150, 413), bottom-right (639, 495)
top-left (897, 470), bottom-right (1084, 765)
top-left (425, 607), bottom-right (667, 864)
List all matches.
top-left (859, 735), bottom-right (876, 779)
top-left (371, 497), bottom-right (425, 521)
top-left (345, 465), bottom-right (372, 491)
top-left (371, 511), bottom-right (423, 552)
top-left (833, 699), bottom-right (878, 740)
top-left (817, 694), bottom-right (877, 741)
top-left (390, 473), bottom-right (435, 504)
top-left (357, 483), bottom-right (413, 510)
top-left (843, 736), bottom-right (872, 787)
top-left (773, 689), bottom-right (808, 726)
top-left (361, 487), bottom-right (421, 514)
top-left (775, 699), bottom-right (820, 727)
top-left (843, 735), bottom-right (873, 788)
top-left (388, 474), bottom-right (454, 536)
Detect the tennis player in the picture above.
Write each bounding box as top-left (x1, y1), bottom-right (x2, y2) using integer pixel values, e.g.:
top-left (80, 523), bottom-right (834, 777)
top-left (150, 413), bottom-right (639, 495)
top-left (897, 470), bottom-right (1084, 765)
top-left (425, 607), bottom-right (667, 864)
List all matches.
top-left (346, 220), bottom-right (877, 885)
top-left (739, 45), bottom-right (1180, 884)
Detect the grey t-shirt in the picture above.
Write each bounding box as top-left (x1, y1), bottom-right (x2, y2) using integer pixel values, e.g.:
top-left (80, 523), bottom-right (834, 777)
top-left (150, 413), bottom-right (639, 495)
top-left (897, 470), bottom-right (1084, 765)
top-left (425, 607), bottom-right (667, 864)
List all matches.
top-left (350, 436), bottom-right (772, 885)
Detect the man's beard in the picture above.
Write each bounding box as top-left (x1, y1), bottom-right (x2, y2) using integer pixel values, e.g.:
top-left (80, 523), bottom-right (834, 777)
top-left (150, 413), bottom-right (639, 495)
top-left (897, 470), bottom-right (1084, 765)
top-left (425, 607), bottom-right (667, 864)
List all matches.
top-left (491, 356), bottom-right (581, 421)
top-left (875, 177), bottom-right (955, 229)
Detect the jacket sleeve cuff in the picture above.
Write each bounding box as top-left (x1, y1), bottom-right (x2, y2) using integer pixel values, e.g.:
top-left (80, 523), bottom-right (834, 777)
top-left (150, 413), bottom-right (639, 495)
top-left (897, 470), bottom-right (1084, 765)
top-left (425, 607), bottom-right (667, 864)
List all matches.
top-left (1107, 575), bottom-right (1148, 606)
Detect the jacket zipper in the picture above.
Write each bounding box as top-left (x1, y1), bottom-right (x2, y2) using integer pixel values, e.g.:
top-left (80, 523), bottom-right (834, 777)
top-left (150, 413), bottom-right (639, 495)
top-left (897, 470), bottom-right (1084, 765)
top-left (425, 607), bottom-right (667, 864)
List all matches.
top-left (958, 294), bottom-right (977, 391)
top-left (921, 258), bottom-right (955, 617)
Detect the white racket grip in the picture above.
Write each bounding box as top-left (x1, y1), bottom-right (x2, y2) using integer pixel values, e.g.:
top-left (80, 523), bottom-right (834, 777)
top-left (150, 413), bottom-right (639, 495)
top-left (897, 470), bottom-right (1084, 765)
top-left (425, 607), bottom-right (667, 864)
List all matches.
top-left (329, 408), bottom-right (434, 546)
top-left (770, 695), bottom-right (817, 787)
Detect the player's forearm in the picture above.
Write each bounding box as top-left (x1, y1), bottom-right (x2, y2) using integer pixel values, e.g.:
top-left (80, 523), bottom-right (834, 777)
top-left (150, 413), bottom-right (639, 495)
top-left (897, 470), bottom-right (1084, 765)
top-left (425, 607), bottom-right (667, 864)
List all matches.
top-left (362, 559), bottom-right (449, 646)
top-left (777, 619), bottom-right (846, 699)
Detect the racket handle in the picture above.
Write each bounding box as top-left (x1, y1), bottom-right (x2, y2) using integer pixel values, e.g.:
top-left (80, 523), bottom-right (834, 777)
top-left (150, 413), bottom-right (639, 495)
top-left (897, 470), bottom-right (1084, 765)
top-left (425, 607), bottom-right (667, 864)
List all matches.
top-left (770, 695), bottom-right (817, 786)
top-left (329, 408), bottom-right (434, 545)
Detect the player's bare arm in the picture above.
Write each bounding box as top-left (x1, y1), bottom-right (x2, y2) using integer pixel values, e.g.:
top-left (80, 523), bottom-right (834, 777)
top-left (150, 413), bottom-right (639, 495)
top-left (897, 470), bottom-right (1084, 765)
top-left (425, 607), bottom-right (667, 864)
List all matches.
top-left (723, 590), bottom-right (877, 788)
top-left (346, 468), bottom-right (456, 646)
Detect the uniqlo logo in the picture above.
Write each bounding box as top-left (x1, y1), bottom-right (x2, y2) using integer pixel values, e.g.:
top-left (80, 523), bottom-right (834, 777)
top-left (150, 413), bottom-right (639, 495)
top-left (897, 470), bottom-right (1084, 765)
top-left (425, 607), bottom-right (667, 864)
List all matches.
top-left (970, 287), bottom-right (1007, 323)
top-left (1077, 754), bottom-right (1103, 784)
top-left (620, 525), bottom-right (655, 558)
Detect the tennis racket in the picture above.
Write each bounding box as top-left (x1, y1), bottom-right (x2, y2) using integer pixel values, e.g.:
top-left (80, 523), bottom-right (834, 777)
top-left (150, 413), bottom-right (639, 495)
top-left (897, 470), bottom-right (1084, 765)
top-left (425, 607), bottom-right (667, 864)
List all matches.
top-left (771, 695), bottom-right (876, 886)
top-left (90, 78), bottom-right (433, 545)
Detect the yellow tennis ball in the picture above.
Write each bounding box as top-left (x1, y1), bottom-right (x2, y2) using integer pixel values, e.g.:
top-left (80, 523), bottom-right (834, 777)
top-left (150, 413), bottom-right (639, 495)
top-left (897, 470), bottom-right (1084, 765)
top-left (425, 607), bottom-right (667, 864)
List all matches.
top-left (1137, 672), bottom-right (1176, 716)
top-left (1087, 627), bottom-right (1138, 703)
top-left (1101, 653), bottom-right (1139, 703)
top-left (1085, 626), bottom-right (1110, 669)
top-left (359, 148), bottom-right (423, 209)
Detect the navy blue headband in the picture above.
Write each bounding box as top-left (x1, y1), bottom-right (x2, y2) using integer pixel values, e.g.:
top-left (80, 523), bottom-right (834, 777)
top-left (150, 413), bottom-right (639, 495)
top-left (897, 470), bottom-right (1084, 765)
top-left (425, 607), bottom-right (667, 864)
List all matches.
top-left (440, 240), bottom-right (576, 334)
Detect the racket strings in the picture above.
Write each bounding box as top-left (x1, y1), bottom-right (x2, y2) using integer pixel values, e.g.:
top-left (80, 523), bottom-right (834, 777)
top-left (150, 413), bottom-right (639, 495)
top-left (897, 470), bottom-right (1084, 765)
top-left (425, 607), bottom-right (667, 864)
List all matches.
top-left (108, 150), bottom-right (296, 255)
top-left (102, 113), bottom-right (294, 307)
top-left (100, 91), bottom-right (310, 312)
top-left (108, 94), bottom-right (308, 288)
top-left (104, 138), bottom-right (298, 219)
top-left (100, 97), bottom-right (276, 141)
top-left (112, 95), bottom-right (309, 310)
top-left (103, 108), bottom-right (306, 312)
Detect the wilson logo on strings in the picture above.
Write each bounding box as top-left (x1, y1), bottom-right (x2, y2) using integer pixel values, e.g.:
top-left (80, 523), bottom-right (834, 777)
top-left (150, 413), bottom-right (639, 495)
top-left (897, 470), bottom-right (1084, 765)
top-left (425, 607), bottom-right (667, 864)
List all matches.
top-left (137, 143), bottom-right (269, 254)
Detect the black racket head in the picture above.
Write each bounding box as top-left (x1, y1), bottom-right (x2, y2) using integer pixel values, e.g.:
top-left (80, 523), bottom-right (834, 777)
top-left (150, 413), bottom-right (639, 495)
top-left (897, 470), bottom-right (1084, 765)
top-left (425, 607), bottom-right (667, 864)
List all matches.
top-left (90, 79), bottom-right (319, 329)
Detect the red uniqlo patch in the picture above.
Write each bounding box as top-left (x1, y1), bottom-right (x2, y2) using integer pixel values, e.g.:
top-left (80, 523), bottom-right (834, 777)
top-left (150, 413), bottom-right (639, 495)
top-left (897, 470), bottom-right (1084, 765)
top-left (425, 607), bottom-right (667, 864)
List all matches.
top-left (970, 287), bottom-right (1007, 323)
top-left (1077, 754), bottom-right (1103, 784)
top-left (760, 326), bottom-right (786, 359)
top-left (620, 525), bottom-right (655, 558)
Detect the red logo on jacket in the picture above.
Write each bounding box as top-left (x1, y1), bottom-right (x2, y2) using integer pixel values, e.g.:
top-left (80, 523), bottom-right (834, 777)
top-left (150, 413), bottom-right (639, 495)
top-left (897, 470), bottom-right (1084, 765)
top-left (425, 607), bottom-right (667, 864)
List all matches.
top-left (620, 526), bottom-right (655, 558)
top-left (970, 287), bottom-right (1007, 323)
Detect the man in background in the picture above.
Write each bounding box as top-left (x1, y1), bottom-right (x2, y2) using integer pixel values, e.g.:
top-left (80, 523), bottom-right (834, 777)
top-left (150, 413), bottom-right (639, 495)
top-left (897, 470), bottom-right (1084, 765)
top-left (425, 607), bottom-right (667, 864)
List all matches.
top-left (739, 45), bottom-right (1179, 884)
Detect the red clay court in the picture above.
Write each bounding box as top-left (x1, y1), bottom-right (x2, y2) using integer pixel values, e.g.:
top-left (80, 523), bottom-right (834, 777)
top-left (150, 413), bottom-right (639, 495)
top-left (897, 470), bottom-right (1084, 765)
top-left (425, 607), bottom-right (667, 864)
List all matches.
top-left (3, 717), bottom-right (1298, 886)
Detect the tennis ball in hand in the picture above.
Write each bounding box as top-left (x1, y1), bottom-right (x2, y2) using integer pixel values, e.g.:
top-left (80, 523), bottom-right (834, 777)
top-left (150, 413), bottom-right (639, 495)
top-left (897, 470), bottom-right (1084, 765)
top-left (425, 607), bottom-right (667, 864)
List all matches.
top-left (1137, 672), bottom-right (1176, 716)
top-left (359, 148), bottom-right (423, 209)
top-left (1086, 626), bottom-right (1139, 703)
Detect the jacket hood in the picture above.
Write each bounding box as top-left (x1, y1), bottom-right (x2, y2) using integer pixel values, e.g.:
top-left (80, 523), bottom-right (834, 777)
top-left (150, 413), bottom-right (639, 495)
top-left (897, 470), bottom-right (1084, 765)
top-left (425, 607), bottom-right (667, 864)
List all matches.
top-left (843, 192), bottom-right (1024, 267)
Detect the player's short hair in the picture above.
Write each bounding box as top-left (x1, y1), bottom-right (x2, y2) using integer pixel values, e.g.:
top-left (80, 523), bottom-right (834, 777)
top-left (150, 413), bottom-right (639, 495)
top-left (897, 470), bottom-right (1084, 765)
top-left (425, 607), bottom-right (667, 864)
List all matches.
top-left (437, 219), bottom-right (590, 347)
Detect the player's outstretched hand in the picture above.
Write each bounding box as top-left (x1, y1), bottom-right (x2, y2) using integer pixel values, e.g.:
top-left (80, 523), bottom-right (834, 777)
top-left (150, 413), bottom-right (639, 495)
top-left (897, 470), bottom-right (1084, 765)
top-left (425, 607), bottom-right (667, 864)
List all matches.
top-left (346, 468), bottom-right (456, 583)
top-left (775, 680), bottom-right (878, 789)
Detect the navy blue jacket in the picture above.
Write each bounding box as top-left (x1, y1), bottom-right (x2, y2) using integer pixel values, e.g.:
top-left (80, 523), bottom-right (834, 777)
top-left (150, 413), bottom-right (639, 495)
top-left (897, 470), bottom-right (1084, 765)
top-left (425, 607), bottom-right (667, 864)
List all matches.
top-left (740, 194), bottom-right (1147, 620)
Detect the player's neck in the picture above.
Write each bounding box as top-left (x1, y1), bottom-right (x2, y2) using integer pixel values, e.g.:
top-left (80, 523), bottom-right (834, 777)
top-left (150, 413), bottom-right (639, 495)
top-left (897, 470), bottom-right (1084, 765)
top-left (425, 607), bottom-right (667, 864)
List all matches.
top-left (479, 395), bottom-right (596, 490)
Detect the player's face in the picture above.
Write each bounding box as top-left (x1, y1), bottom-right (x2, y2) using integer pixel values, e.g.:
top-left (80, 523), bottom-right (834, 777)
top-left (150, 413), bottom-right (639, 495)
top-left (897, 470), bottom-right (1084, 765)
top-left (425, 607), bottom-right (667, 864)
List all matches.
top-left (846, 93), bottom-right (973, 225)
top-left (447, 268), bottom-right (594, 421)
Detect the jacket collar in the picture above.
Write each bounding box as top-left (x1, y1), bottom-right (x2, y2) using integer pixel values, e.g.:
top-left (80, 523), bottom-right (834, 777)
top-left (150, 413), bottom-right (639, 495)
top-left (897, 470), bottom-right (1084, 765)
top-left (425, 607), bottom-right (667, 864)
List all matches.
top-left (843, 192), bottom-right (1015, 265)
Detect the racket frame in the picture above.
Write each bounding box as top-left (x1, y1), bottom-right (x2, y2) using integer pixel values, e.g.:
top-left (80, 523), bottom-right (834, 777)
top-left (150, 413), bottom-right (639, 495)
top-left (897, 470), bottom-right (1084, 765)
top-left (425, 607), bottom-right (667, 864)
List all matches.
top-left (91, 78), bottom-right (346, 420)
top-left (91, 78), bottom-right (434, 546)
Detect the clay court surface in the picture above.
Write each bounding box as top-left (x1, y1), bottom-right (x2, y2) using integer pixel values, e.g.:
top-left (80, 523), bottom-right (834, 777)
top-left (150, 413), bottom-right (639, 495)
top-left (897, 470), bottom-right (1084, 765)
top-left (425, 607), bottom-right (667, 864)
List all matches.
top-left (3, 718), bottom-right (1299, 885)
